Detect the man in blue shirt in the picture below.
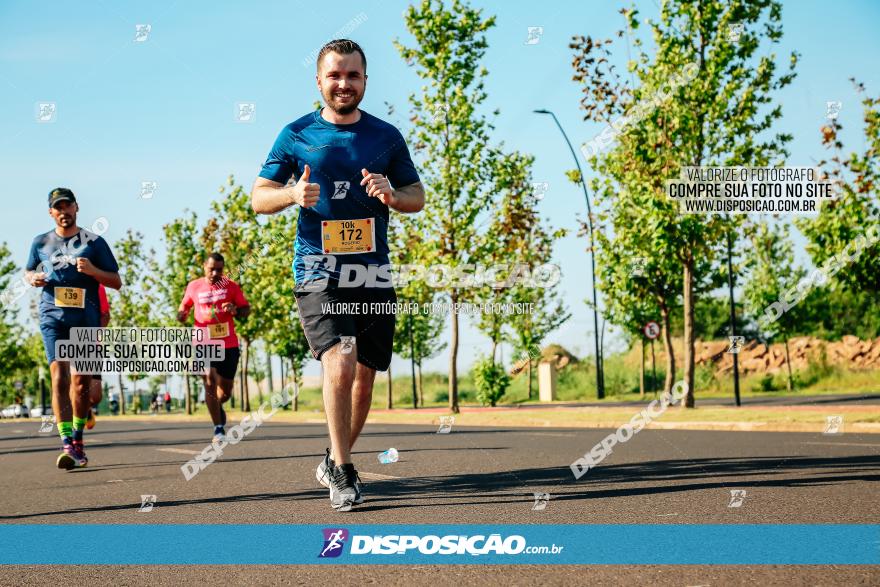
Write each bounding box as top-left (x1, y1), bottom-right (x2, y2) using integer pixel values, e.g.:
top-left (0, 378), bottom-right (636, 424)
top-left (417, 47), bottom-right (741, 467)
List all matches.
top-left (26, 188), bottom-right (122, 470)
top-left (252, 39), bottom-right (424, 512)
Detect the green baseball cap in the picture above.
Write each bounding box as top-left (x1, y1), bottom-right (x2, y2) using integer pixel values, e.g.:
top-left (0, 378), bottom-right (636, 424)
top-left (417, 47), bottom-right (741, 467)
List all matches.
top-left (48, 187), bottom-right (76, 207)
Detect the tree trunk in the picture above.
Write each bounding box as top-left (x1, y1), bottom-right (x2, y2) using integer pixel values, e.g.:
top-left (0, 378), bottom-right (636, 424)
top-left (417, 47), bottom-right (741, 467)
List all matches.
top-left (599, 318), bottom-right (606, 397)
top-left (263, 348), bottom-right (272, 405)
top-left (118, 374), bottom-right (126, 415)
top-left (660, 304), bottom-right (675, 395)
top-left (682, 258), bottom-right (696, 408)
top-left (280, 357), bottom-right (286, 394)
top-left (183, 374), bottom-right (191, 414)
top-left (293, 360), bottom-right (299, 412)
top-left (241, 339), bottom-right (251, 412)
top-left (386, 363), bottom-right (393, 409)
top-left (527, 358), bottom-right (533, 400)
top-left (408, 314), bottom-right (417, 409)
top-left (417, 362), bottom-right (424, 408)
top-left (448, 292), bottom-right (460, 413)
top-left (783, 336), bottom-right (794, 392)
top-left (639, 338), bottom-right (646, 398)
top-left (247, 341), bottom-right (253, 411)
top-left (650, 339), bottom-right (657, 397)
top-left (491, 339), bottom-right (498, 365)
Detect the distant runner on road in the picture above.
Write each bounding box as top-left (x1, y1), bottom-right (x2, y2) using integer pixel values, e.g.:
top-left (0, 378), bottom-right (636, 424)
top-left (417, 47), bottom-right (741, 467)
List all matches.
top-left (85, 283), bottom-right (110, 430)
top-left (177, 253), bottom-right (250, 443)
top-left (26, 188), bottom-right (121, 470)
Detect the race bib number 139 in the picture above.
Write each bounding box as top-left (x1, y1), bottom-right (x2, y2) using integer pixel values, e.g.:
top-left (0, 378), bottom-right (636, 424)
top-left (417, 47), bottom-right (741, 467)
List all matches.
top-left (54, 287), bottom-right (85, 309)
top-left (321, 218), bottom-right (375, 254)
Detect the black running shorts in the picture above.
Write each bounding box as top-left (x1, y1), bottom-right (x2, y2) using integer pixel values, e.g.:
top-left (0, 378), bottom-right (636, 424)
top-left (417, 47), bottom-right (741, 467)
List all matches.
top-left (294, 285), bottom-right (397, 371)
top-left (212, 346), bottom-right (241, 381)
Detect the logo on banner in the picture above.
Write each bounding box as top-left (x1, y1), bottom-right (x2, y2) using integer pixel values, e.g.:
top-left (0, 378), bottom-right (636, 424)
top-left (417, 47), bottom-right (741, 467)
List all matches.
top-left (319, 528), bottom-right (349, 558)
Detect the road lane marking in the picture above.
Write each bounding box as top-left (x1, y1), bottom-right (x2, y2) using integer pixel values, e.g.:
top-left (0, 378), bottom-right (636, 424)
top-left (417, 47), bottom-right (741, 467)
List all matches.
top-left (802, 442), bottom-right (880, 448)
top-left (157, 448), bottom-right (201, 455)
top-left (358, 471), bottom-right (400, 481)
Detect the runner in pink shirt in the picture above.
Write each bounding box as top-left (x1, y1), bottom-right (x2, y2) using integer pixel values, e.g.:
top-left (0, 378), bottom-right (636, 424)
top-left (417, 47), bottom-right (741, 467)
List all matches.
top-left (177, 253), bottom-right (250, 442)
top-left (85, 284), bottom-right (111, 430)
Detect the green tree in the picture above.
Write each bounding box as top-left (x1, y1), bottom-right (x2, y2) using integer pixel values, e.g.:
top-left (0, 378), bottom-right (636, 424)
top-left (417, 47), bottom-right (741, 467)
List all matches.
top-left (592, 184), bottom-right (684, 395)
top-left (395, 0), bottom-right (499, 413)
top-left (111, 230), bottom-right (158, 413)
top-left (0, 243), bottom-right (37, 404)
top-left (797, 83), bottom-right (880, 294)
top-left (475, 151), bottom-right (568, 370)
top-left (572, 0), bottom-right (797, 406)
top-left (509, 285), bottom-right (570, 400)
top-left (795, 286), bottom-right (880, 341)
top-left (152, 210), bottom-right (204, 414)
top-left (251, 208), bottom-right (306, 410)
top-left (742, 221), bottom-right (804, 390)
top-left (389, 212), bottom-right (446, 408)
top-left (472, 355), bottom-right (510, 407)
top-left (200, 177), bottom-right (262, 411)
top-left (481, 150), bottom-right (571, 400)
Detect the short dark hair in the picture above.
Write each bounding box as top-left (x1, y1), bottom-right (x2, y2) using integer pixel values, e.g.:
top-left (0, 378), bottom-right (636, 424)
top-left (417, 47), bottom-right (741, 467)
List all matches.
top-left (206, 252), bottom-right (225, 265)
top-left (317, 39), bottom-right (366, 74)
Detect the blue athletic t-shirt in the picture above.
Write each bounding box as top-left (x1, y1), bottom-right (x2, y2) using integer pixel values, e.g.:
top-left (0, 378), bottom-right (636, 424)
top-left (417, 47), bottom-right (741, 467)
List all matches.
top-left (259, 109), bottom-right (420, 285)
top-left (26, 229), bottom-right (119, 327)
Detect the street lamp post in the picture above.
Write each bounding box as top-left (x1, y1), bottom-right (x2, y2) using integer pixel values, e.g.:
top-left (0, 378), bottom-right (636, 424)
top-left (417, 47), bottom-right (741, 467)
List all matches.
top-left (726, 226), bottom-right (742, 407)
top-left (534, 109), bottom-right (605, 399)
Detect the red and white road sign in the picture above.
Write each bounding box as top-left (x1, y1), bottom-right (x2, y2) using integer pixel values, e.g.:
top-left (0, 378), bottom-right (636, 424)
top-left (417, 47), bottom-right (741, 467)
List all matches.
top-left (643, 321), bottom-right (660, 340)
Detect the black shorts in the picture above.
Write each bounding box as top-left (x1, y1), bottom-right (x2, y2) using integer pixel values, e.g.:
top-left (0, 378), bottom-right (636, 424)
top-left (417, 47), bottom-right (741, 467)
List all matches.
top-left (294, 285), bottom-right (397, 371)
top-left (212, 347), bottom-right (240, 380)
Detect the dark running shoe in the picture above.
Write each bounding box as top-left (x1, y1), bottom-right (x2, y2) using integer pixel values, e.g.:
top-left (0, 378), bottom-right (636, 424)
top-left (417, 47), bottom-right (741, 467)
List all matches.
top-left (56, 443), bottom-right (76, 470)
top-left (328, 463), bottom-right (359, 512)
top-left (70, 440), bottom-right (88, 468)
top-left (318, 449), bottom-right (364, 504)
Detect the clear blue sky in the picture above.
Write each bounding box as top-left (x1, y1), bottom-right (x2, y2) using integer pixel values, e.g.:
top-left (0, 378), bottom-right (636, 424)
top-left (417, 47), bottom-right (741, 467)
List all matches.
top-left (1, 0), bottom-right (878, 379)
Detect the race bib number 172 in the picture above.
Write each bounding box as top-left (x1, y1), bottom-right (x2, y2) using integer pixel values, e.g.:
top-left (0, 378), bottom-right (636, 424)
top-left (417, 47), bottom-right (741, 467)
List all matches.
top-left (321, 218), bottom-right (375, 254)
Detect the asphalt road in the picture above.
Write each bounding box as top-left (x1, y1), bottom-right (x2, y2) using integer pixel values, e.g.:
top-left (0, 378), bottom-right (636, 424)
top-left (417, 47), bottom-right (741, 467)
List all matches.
top-left (1, 419), bottom-right (878, 585)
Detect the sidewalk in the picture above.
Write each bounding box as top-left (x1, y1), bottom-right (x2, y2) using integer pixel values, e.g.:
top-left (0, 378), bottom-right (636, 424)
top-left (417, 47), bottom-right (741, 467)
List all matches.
top-left (8, 400), bottom-right (877, 434)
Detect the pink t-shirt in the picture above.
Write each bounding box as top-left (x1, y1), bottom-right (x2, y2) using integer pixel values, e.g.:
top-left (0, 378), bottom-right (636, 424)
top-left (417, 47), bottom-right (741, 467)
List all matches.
top-left (98, 284), bottom-right (110, 315)
top-left (181, 278), bottom-right (248, 349)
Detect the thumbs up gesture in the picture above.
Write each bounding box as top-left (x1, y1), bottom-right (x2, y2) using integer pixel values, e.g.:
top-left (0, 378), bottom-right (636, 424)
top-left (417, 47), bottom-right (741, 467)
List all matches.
top-left (291, 164), bottom-right (320, 208)
top-left (360, 168), bottom-right (394, 205)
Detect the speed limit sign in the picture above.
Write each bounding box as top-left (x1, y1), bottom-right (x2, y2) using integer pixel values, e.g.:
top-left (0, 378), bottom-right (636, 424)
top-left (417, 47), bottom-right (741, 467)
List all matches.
top-left (643, 321), bottom-right (660, 340)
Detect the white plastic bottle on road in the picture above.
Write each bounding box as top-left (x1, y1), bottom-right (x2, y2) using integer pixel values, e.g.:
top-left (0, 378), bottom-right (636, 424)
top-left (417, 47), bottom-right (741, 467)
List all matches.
top-left (377, 448), bottom-right (399, 464)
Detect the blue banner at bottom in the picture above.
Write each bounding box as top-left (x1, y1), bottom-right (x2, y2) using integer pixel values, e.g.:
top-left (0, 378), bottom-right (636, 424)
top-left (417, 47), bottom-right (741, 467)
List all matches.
top-left (1, 524), bottom-right (877, 564)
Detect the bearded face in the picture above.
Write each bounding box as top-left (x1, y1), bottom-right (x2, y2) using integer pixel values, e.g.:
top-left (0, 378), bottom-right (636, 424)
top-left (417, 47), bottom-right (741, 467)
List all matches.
top-left (317, 51), bottom-right (367, 116)
top-left (50, 200), bottom-right (78, 229)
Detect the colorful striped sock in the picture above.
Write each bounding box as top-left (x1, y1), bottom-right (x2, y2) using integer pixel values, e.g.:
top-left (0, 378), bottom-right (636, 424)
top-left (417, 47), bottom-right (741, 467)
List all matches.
top-left (58, 421), bottom-right (73, 442)
top-left (72, 416), bottom-right (87, 441)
